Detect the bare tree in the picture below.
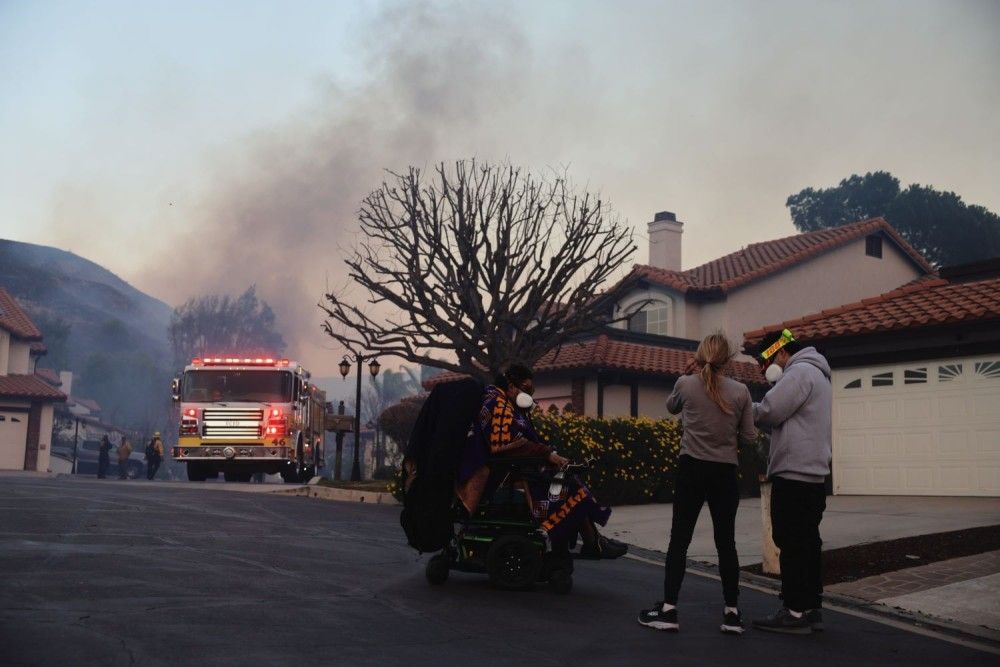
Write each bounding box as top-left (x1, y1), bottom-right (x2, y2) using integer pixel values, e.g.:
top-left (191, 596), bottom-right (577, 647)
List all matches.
top-left (321, 160), bottom-right (638, 380)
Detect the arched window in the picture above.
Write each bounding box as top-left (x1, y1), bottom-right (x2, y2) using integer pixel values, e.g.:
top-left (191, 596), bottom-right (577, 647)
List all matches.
top-left (628, 299), bottom-right (672, 336)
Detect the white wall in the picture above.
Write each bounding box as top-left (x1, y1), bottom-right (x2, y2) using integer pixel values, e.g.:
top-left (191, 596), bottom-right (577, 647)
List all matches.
top-left (584, 380), bottom-right (599, 418)
top-left (637, 384), bottom-right (672, 419)
top-left (0, 330), bottom-right (9, 375)
top-left (7, 341), bottom-right (31, 374)
top-left (615, 286), bottom-right (686, 338)
top-left (602, 385), bottom-right (631, 418)
top-left (533, 379), bottom-right (572, 412)
top-left (685, 237), bottom-right (921, 349)
top-left (36, 404), bottom-right (54, 472)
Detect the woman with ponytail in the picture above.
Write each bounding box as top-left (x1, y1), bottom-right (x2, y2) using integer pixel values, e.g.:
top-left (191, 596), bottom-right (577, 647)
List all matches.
top-left (638, 333), bottom-right (756, 635)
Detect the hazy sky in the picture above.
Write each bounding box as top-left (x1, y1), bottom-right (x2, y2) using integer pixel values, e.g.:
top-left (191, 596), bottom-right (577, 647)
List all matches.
top-left (2, 0), bottom-right (998, 374)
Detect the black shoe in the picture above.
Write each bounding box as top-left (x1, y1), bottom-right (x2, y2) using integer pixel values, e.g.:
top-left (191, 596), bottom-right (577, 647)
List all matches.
top-left (721, 609), bottom-right (744, 635)
top-left (638, 603), bottom-right (679, 632)
top-left (805, 609), bottom-right (824, 631)
top-left (580, 536), bottom-right (628, 560)
top-left (752, 608), bottom-right (812, 635)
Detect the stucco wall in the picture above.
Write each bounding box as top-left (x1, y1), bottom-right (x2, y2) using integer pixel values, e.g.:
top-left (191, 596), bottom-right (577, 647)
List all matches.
top-left (0, 330), bottom-right (9, 374)
top-left (7, 341), bottom-right (31, 375)
top-left (37, 404), bottom-right (54, 472)
top-left (614, 286), bottom-right (686, 337)
top-left (533, 379), bottom-right (572, 412)
top-left (686, 237), bottom-right (921, 349)
top-left (637, 384), bottom-right (671, 419)
top-left (602, 384), bottom-right (631, 418)
top-left (584, 380), bottom-right (599, 418)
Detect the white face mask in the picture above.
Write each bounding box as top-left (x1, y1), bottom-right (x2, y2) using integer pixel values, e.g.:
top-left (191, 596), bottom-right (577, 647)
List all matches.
top-left (765, 363), bottom-right (783, 384)
top-left (515, 392), bottom-right (535, 410)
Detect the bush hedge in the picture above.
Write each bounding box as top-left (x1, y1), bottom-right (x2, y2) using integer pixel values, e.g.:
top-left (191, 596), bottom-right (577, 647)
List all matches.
top-left (534, 412), bottom-right (684, 506)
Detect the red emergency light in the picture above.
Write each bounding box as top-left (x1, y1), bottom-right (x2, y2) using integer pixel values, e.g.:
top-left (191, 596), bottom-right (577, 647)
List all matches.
top-left (193, 357), bottom-right (286, 367)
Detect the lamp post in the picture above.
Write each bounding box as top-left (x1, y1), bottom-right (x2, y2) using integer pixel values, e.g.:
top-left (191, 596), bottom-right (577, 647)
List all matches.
top-left (339, 353), bottom-right (380, 481)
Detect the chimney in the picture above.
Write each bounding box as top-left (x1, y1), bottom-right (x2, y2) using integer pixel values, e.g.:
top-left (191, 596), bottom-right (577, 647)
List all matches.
top-left (648, 210), bottom-right (684, 271)
top-left (59, 371), bottom-right (73, 397)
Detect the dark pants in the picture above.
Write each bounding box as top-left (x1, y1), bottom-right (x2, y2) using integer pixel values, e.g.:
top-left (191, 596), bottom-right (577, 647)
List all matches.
top-left (97, 455), bottom-right (109, 478)
top-left (147, 457), bottom-right (161, 480)
top-left (664, 455), bottom-right (740, 606)
top-left (118, 461), bottom-right (129, 479)
top-left (771, 475), bottom-right (826, 612)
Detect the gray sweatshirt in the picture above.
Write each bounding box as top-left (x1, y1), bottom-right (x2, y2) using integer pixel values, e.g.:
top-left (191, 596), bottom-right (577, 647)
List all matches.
top-left (753, 347), bottom-right (832, 483)
top-left (667, 374), bottom-right (757, 465)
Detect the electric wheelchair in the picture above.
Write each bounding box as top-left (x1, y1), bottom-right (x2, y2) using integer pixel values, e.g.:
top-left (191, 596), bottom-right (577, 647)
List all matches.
top-left (423, 457), bottom-right (587, 594)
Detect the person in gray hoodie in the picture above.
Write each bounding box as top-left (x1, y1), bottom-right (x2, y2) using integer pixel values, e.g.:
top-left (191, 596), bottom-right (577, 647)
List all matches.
top-left (751, 329), bottom-right (832, 635)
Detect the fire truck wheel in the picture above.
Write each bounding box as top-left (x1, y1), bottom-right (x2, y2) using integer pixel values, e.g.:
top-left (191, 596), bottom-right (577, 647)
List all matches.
top-left (280, 467), bottom-right (302, 484)
top-left (187, 462), bottom-right (207, 482)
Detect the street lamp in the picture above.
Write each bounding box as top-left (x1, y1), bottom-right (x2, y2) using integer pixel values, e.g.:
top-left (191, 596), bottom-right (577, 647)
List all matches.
top-left (339, 353), bottom-right (381, 481)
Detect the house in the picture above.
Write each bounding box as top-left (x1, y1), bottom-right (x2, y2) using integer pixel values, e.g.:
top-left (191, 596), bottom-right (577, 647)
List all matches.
top-left (0, 288), bottom-right (66, 471)
top-left (526, 213), bottom-right (934, 417)
top-left (426, 213), bottom-right (936, 420)
top-left (744, 258), bottom-right (1000, 497)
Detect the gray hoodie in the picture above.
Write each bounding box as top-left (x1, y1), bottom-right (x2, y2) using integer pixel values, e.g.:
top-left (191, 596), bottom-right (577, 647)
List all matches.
top-left (753, 347), bottom-right (832, 484)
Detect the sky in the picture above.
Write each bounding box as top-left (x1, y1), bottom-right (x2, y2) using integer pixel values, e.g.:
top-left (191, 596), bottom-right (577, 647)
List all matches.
top-left (2, 0), bottom-right (998, 375)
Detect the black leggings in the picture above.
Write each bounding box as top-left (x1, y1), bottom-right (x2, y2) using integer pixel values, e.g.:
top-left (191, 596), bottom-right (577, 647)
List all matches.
top-left (663, 455), bottom-right (740, 606)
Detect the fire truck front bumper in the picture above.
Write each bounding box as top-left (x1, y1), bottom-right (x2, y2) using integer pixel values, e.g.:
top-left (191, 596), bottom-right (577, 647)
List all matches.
top-left (172, 445), bottom-right (291, 461)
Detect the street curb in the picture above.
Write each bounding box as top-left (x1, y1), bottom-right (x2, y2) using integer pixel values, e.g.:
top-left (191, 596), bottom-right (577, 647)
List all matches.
top-left (625, 543), bottom-right (1000, 653)
top-left (269, 484), bottom-right (400, 505)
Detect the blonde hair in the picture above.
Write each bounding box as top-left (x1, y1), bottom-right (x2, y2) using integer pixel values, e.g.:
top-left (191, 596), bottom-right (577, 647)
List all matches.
top-left (695, 332), bottom-right (733, 414)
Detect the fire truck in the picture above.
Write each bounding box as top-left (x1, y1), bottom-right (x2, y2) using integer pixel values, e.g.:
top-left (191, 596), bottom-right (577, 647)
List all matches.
top-left (171, 357), bottom-right (327, 483)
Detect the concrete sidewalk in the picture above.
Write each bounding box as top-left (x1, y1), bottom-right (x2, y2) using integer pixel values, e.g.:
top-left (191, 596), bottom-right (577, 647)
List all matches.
top-left (606, 495), bottom-right (1000, 636)
top-left (603, 495), bottom-right (1000, 565)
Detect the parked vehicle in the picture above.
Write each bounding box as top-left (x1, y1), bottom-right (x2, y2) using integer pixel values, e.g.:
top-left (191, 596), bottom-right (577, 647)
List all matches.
top-left (51, 439), bottom-right (145, 479)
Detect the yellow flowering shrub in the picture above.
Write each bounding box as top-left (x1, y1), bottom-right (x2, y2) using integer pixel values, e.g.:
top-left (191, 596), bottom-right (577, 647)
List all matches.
top-left (534, 412), bottom-right (684, 505)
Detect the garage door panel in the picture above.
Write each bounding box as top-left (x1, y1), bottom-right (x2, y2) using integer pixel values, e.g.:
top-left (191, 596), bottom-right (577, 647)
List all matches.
top-left (938, 396), bottom-right (968, 420)
top-left (939, 429), bottom-right (970, 454)
top-left (837, 400), bottom-right (866, 422)
top-left (973, 395), bottom-right (1000, 418)
top-left (832, 356), bottom-right (1000, 497)
top-left (868, 399), bottom-right (898, 423)
top-left (939, 467), bottom-right (977, 493)
top-left (902, 398), bottom-right (933, 423)
top-left (975, 429), bottom-right (1000, 454)
top-left (0, 409), bottom-right (29, 470)
top-left (904, 467), bottom-right (935, 491)
top-left (871, 433), bottom-right (898, 456)
top-left (902, 432), bottom-right (933, 456)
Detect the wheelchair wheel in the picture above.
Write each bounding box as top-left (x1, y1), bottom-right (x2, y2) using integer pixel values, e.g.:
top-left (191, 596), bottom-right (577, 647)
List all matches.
top-left (487, 535), bottom-right (543, 590)
top-left (425, 553), bottom-right (450, 585)
top-left (548, 568), bottom-right (573, 594)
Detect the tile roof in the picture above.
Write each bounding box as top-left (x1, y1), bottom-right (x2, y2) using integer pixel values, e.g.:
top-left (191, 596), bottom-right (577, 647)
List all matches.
top-left (29, 341), bottom-right (48, 354)
top-left (73, 397), bottom-right (102, 413)
top-left (34, 368), bottom-right (62, 387)
top-left (743, 275), bottom-right (1000, 346)
top-left (0, 288), bottom-right (43, 340)
top-left (425, 335), bottom-right (765, 388)
top-left (624, 218), bottom-right (934, 297)
top-left (0, 374), bottom-right (66, 401)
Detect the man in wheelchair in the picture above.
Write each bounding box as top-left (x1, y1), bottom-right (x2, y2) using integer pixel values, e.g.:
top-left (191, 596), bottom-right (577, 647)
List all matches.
top-left (402, 364), bottom-right (626, 593)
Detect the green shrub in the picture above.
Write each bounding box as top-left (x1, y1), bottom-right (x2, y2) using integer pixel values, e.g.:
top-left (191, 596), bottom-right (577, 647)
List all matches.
top-left (534, 412), bottom-right (682, 505)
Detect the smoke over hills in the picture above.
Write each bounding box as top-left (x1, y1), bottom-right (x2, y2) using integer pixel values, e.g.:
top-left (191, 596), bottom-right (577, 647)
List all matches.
top-left (138, 3), bottom-right (531, 372)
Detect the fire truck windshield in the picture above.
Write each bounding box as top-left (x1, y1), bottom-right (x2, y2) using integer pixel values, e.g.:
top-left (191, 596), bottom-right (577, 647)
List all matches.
top-left (182, 370), bottom-right (294, 403)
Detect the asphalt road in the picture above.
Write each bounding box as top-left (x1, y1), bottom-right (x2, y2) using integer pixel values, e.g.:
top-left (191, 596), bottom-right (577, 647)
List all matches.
top-left (0, 476), bottom-right (994, 666)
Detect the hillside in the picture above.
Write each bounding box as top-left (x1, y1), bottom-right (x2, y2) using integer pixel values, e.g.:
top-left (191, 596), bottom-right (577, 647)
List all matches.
top-left (0, 239), bottom-right (174, 428)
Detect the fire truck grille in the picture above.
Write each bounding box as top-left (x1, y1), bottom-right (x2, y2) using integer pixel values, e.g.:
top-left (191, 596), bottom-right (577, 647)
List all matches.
top-left (202, 408), bottom-right (263, 438)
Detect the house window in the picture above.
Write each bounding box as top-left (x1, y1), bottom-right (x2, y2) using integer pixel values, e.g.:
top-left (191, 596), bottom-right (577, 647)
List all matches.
top-left (974, 361), bottom-right (1000, 379)
top-left (938, 364), bottom-right (963, 382)
top-left (904, 368), bottom-right (927, 384)
top-left (872, 371), bottom-right (893, 387)
top-left (843, 379), bottom-right (862, 389)
top-left (628, 300), bottom-right (671, 336)
top-left (865, 235), bottom-right (883, 258)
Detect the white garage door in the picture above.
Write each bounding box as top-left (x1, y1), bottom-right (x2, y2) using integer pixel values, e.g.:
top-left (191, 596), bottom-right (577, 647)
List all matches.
top-left (0, 408), bottom-right (29, 470)
top-left (832, 356), bottom-right (1000, 496)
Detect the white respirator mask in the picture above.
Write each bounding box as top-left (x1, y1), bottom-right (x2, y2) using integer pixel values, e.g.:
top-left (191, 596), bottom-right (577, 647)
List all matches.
top-left (515, 392), bottom-right (535, 410)
top-left (764, 364), bottom-right (784, 384)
